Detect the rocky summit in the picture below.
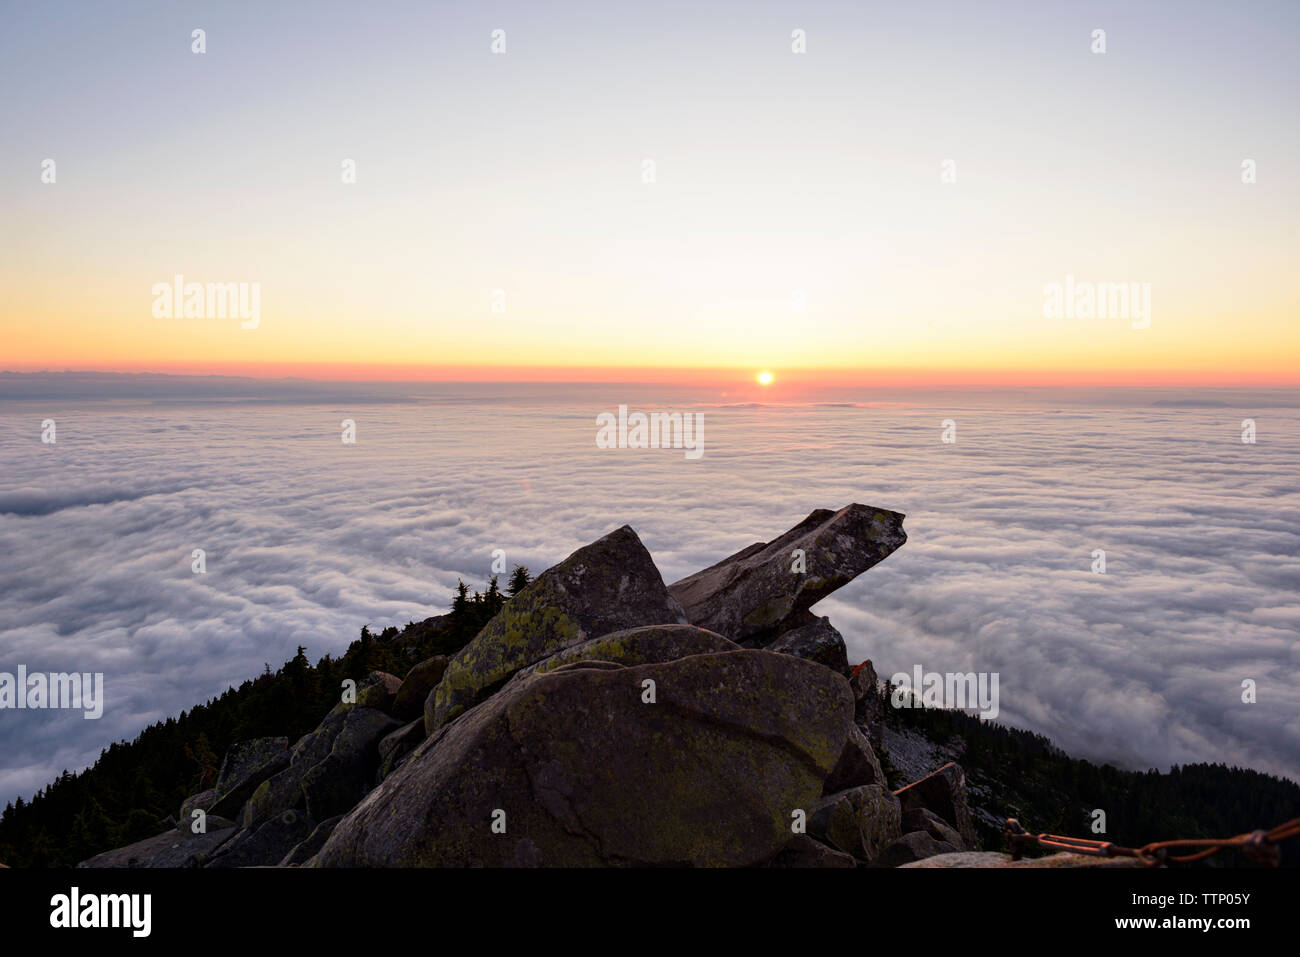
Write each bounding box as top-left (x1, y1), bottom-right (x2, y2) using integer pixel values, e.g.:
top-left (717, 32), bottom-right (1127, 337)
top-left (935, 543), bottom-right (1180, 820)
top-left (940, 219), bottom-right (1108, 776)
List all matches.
top-left (72, 505), bottom-right (1120, 868)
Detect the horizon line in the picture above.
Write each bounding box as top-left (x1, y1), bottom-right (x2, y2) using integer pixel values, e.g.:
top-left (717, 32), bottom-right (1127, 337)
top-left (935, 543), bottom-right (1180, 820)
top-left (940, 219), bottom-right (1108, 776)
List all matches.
top-left (4, 363), bottom-right (1300, 390)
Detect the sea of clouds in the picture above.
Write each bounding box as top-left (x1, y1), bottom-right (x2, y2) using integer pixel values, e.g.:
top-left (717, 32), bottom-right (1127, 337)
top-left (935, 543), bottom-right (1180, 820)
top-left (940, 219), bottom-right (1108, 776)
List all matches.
top-left (1, 376), bottom-right (1297, 806)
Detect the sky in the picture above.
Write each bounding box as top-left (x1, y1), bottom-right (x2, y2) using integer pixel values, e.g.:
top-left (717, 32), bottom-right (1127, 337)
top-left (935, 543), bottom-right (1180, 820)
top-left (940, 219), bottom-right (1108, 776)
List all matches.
top-left (2, 0), bottom-right (1298, 384)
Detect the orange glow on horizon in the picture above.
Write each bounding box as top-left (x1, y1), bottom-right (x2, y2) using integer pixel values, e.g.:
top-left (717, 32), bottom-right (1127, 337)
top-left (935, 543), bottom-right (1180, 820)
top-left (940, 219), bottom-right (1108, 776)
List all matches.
top-left (4, 360), bottom-right (1298, 390)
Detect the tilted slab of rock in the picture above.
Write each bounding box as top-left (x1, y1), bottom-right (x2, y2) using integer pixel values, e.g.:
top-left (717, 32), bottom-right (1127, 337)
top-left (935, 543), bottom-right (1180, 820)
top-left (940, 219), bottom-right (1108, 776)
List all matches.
top-left (317, 650), bottom-right (853, 867)
top-left (667, 504), bottom-right (906, 644)
top-left (426, 525), bottom-right (689, 734)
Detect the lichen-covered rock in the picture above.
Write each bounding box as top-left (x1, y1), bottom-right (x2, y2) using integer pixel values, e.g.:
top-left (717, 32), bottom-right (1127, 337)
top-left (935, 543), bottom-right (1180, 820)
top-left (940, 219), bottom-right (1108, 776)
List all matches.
top-left (206, 810), bottom-right (315, 869)
top-left (823, 723), bottom-right (884, 794)
top-left (871, 830), bottom-right (959, 867)
top-left (207, 737), bottom-right (290, 821)
top-left (895, 762), bottom-right (978, 850)
top-left (668, 504), bottom-right (906, 644)
top-left (767, 616), bottom-right (851, 677)
top-left (506, 624), bottom-right (738, 687)
top-left (807, 784), bottom-right (902, 862)
top-left (392, 656), bottom-right (449, 722)
top-left (426, 525), bottom-right (688, 734)
top-left (764, 834), bottom-right (857, 868)
top-left (317, 650), bottom-right (852, 867)
top-left (78, 826), bottom-right (237, 868)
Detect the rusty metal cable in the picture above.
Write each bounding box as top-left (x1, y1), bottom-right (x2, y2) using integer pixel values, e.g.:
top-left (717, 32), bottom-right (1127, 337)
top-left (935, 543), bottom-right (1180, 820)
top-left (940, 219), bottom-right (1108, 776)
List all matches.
top-left (1003, 815), bottom-right (1300, 867)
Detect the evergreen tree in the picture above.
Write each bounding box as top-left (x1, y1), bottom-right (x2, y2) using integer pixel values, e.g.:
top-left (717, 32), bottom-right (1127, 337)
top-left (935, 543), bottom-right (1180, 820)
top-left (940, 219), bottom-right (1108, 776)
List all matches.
top-left (507, 565), bottom-right (532, 597)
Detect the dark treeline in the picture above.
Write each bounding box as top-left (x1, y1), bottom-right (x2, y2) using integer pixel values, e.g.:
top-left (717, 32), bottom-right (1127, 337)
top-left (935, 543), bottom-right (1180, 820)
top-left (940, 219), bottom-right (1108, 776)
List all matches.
top-left (0, 569), bottom-right (529, 868)
top-left (881, 683), bottom-right (1300, 861)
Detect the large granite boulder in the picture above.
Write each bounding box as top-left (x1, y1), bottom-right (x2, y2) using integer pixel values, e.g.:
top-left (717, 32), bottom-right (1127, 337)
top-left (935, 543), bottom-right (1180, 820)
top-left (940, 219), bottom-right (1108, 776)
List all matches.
top-left (78, 826), bottom-right (237, 868)
top-left (426, 525), bottom-right (689, 733)
top-left (207, 737), bottom-right (290, 820)
top-left (667, 504), bottom-right (906, 644)
top-left (316, 650), bottom-right (853, 867)
top-left (768, 616), bottom-right (851, 677)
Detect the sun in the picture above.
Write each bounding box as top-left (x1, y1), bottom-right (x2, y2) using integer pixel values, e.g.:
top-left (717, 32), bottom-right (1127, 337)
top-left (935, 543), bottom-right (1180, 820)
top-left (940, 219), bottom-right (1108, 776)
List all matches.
top-left (757, 371), bottom-right (774, 386)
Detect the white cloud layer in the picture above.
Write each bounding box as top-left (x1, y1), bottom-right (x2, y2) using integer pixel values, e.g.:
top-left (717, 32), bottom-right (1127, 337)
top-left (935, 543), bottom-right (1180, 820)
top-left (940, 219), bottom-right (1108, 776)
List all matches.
top-left (1, 382), bottom-right (1297, 805)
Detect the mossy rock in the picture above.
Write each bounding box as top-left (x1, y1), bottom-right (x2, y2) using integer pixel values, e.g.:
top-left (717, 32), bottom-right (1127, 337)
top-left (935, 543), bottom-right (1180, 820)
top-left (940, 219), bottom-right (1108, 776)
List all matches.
top-left (316, 650), bottom-right (854, 868)
top-left (426, 525), bottom-right (688, 734)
